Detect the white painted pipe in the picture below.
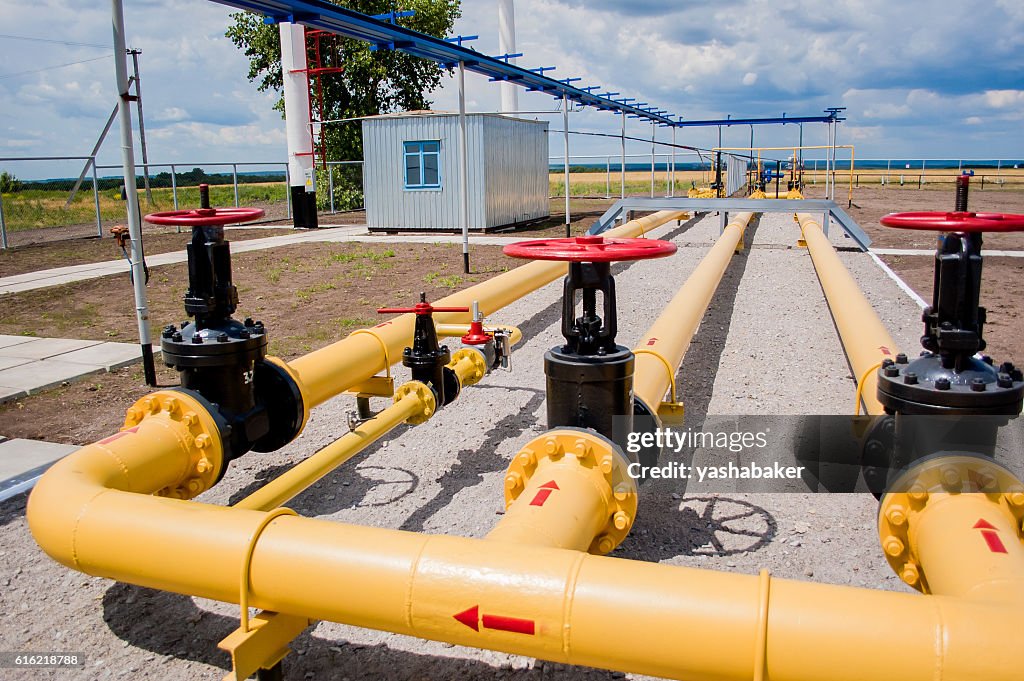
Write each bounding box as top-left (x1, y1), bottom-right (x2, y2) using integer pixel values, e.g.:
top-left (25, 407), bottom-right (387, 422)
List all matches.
top-left (498, 0), bottom-right (519, 114)
top-left (281, 23), bottom-right (314, 190)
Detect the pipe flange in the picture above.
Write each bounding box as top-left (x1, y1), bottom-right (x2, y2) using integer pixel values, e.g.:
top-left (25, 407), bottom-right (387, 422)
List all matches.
top-left (878, 455), bottom-right (1024, 593)
top-left (122, 390), bottom-right (225, 500)
top-left (504, 428), bottom-right (639, 555)
top-left (394, 380), bottom-right (437, 425)
top-left (450, 347), bottom-right (488, 388)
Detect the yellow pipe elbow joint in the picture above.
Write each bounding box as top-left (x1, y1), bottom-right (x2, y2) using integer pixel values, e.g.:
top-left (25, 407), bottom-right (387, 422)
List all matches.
top-left (28, 390), bottom-right (225, 570)
top-left (494, 429), bottom-right (638, 554)
top-left (879, 456), bottom-right (1024, 599)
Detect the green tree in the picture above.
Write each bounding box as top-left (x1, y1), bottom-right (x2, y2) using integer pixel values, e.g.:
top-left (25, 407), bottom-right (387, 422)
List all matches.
top-left (226, 1), bottom-right (461, 209)
top-left (0, 170), bottom-right (23, 193)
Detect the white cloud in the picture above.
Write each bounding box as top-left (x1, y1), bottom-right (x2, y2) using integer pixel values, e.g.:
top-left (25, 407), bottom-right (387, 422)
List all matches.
top-left (965, 116), bottom-right (983, 125)
top-left (984, 90), bottom-right (1024, 108)
top-left (742, 72), bottom-right (758, 86)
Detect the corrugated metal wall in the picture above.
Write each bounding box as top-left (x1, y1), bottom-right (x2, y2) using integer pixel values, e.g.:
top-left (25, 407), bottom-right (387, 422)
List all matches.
top-left (480, 115), bottom-right (549, 227)
top-left (362, 114), bottom-right (549, 231)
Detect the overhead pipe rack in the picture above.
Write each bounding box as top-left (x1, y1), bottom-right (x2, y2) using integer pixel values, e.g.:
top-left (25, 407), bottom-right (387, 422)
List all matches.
top-left (208, 0), bottom-right (679, 126)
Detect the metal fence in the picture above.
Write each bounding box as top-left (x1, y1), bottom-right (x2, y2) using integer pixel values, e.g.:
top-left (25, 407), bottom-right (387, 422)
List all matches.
top-left (547, 152), bottom-right (714, 199)
top-left (799, 158), bottom-right (1023, 189)
top-left (0, 156), bottom-right (365, 249)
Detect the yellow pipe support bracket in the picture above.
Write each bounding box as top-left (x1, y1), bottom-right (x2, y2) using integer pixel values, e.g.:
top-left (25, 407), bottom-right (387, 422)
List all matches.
top-left (344, 328), bottom-right (396, 398)
top-left (240, 507), bottom-right (297, 632)
top-left (494, 429), bottom-right (638, 554)
top-left (878, 455), bottom-right (1024, 598)
top-left (798, 213), bottom-right (898, 415)
top-left (218, 610), bottom-right (312, 681)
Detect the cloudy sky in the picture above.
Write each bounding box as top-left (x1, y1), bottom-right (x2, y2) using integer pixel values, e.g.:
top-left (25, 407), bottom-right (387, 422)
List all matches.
top-left (2, 0), bottom-right (1022, 179)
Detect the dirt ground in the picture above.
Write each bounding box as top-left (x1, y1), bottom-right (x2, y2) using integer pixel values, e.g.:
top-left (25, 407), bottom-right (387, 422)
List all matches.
top-left (0, 242), bottom-right (515, 444)
top-left (878, 255), bottom-right (1024, 364)
top-left (802, 183), bottom-right (1024, 249)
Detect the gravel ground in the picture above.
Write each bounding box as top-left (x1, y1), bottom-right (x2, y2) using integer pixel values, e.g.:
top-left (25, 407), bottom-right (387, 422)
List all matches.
top-left (0, 211), bottom-right (932, 680)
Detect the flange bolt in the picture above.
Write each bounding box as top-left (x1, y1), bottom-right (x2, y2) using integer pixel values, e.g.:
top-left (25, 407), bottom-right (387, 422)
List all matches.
top-left (895, 353), bottom-right (908, 365)
top-left (998, 373), bottom-right (1014, 389)
top-left (884, 365), bottom-right (900, 377)
top-left (935, 377), bottom-right (951, 391)
top-left (904, 372), bottom-right (919, 385)
top-left (971, 378), bottom-right (987, 392)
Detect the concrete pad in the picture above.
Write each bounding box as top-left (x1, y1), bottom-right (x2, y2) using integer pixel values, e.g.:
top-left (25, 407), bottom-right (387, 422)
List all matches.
top-left (0, 386), bottom-right (26, 404)
top-left (56, 342), bottom-right (150, 370)
top-left (1, 337), bottom-right (104, 360)
top-left (0, 335), bottom-right (40, 350)
top-left (0, 357), bottom-right (33, 371)
top-left (0, 359), bottom-right (103, 392)
top-left (0, 438), bottom-right (77, 480)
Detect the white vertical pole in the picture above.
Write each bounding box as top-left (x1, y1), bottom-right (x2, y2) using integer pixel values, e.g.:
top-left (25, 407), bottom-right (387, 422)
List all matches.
top-left (650, 122), bottom-right (655, 198)
top-left (620, 113), bottom-right (626, 199)
top-left (280, 23), bottom-right (315, 228)
top-left (112, 0), bottom-right (155, 386)
top-left (605, 156), bottom-right (610, 198)
top-left (563, 94), bottom-right (570, 237)
top-left (458, 61), bottom-right (470, 273)
top-left (498, 0), bottom-right (519, 114)
top-left (670, 126), bottom-right (676, 197)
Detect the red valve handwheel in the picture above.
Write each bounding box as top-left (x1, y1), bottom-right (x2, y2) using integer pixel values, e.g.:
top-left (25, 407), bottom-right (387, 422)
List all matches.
top-left (879, 211), bottom-right (1024, 233)
top-left (502, 235), bottom-right (678, 262)
top-left (377, 303), bottom-right (470, 316)
top-left (144, 206), bottom-right (265, 227)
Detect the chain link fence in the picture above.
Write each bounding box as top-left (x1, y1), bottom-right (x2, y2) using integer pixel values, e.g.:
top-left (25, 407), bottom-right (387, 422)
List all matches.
top-left (0, 157), bottom-right (365, 250)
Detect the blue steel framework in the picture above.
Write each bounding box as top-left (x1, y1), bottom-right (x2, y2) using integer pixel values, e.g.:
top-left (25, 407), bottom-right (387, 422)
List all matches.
top-left (210, 0), bottom-right (844, 135)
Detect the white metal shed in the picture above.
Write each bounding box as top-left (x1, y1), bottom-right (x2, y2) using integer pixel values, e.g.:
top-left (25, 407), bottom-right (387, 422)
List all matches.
top-left (361, 111), bottom-right (549, 232)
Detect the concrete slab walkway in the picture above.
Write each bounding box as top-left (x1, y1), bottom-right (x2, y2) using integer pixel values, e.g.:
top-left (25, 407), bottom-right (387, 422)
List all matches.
top-left (0, 224), bottom-right (543, 295)
top-left (0, 438), bottom-right (79, 502)
top-left (0, 334), bottom-right (153, 403)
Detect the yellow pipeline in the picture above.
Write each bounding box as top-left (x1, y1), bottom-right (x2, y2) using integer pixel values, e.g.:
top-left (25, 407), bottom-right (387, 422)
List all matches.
top-left (233, 384), bottom-right (435, 512)
top-left (633, 212), bottom-right (754, 412)
top-left (236, 347), bottom-right (493, 512)
top-left (288, 211), bottom-right (685, 409)
top-left (28, 415), bottom-right (1024, 681)
top-left (798, 213), bottom-right (898, 415)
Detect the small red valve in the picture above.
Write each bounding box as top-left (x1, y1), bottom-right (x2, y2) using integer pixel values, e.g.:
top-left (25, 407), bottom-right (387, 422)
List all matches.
top-left (460, 318), bottom-right (492, 345)
top-left (880, 211), bottom-right (1024, 233)
top-left (144, 206), bottom-right (265, 227)
top-left (502, 235), bottom-right (677, 262)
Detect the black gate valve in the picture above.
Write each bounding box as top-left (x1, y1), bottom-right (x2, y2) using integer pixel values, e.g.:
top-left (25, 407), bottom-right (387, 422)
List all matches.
top-left (877, 180), bottom-right (1024, 416)
top-left (503, 236), bottom-right (676, 451)
top-left (144, 188), bottom-right (307, 465)
top-left (378, 293), bottom-right (470, 407)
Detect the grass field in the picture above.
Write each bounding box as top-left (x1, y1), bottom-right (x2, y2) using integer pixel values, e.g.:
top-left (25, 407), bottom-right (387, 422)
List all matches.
top-left (0, 182), bottom-right (289, 232)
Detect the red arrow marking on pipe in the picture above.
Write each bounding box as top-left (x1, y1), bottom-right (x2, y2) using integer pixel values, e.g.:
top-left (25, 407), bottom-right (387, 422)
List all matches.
top-left (878, 346), bottom-right (892, 356)
top-left (98, 426), bottom-right (139, 445)
top-left (374, 321), bottom-right (393, 328)
top-left (530, 480), bottom-right (560, 507)
top-left (453, 605), bottom-right (536, 635)
top-left (646, 338), bottom-right (659, 346)
top-left (973, 519), bottom-right (1008, 554)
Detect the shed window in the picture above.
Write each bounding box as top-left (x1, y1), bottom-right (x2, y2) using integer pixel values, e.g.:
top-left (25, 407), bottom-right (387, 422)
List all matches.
top-left (404, 141), bottom-right (441, 189)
